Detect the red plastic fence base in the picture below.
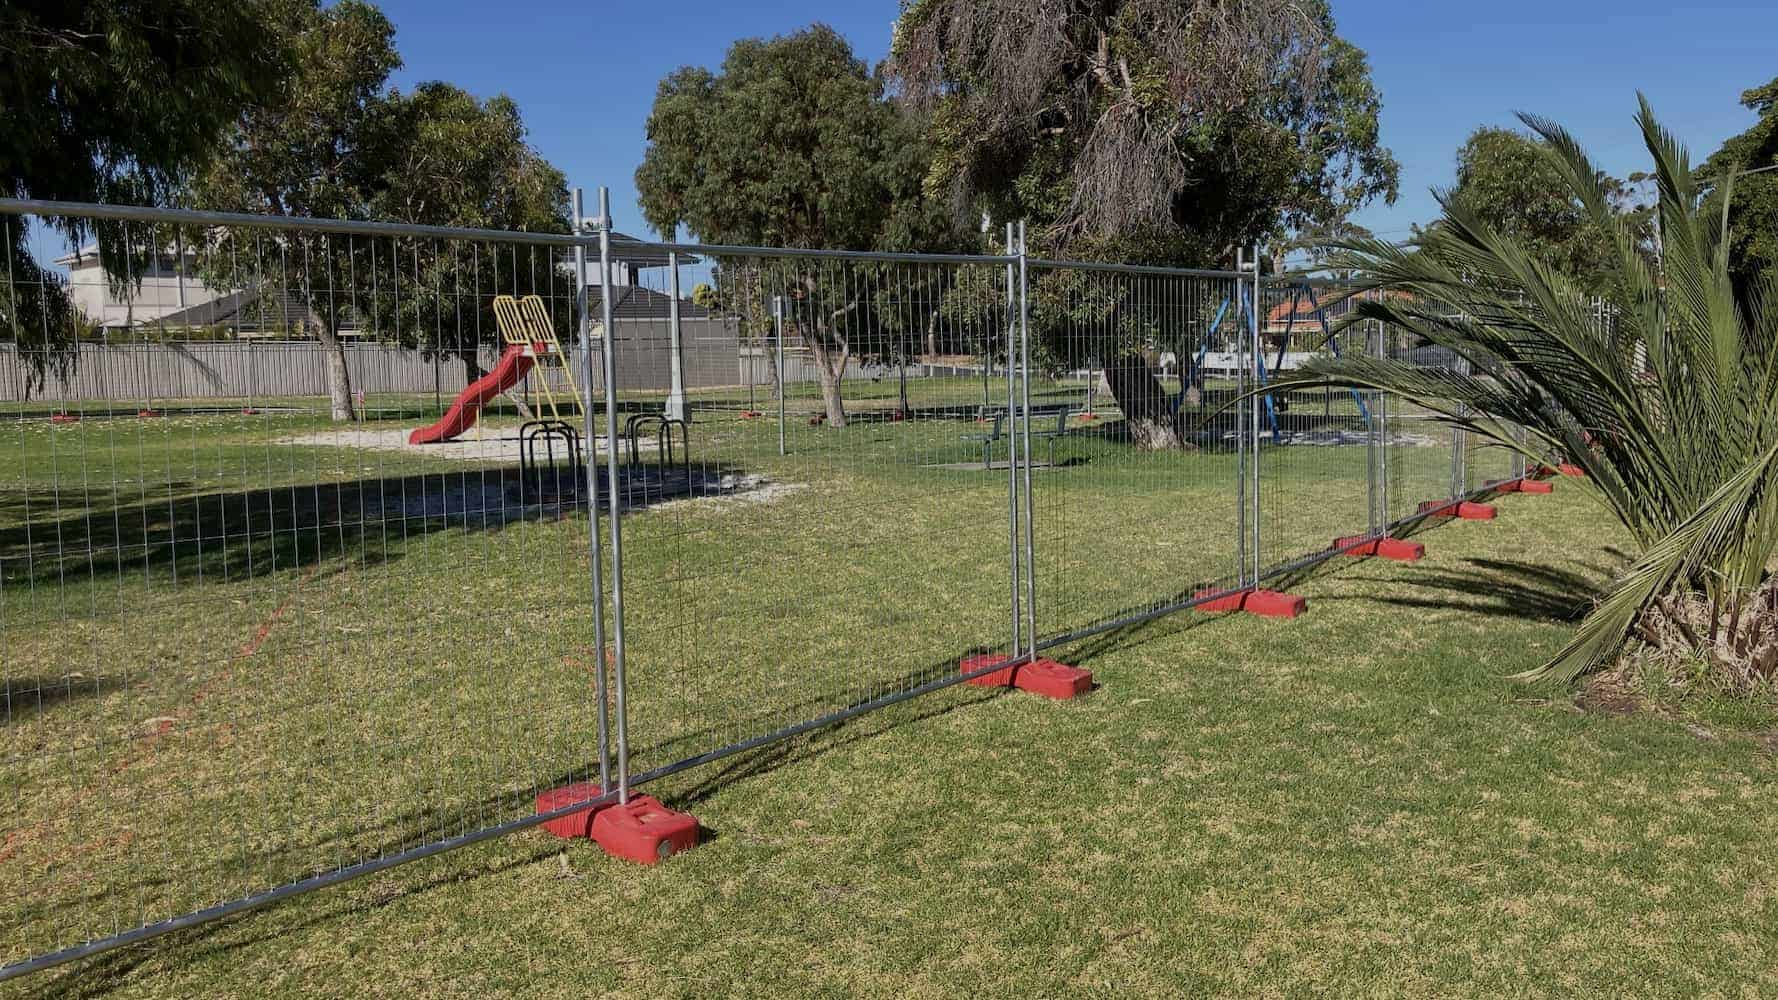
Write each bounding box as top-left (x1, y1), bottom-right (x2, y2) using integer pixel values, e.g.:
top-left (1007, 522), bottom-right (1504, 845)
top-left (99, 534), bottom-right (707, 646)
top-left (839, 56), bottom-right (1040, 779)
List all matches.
top-left (959, 655), bottom-right (1093, 699)
top-left (961, 653), bottom-right (1017, 687)
top-left (1193, 588), bottom-right (1307, 619)
top-left (49, 413), bottom-right (79, 425)
top-left (1418, 500), bottom-right (1497, 521)
top-left (241, 408), bottom-right (262, 415)
top-left (1333, 536), bottom-right (1425, 561)
top-left (534, 782), bottom-right (612, 839)
top-left (1495, 478), bottom-right (1554, 495)
top-left (590, 795), bottom-right (699, 865)
top-left (1534, 464), bottom-right (1585, 479)
top-left (137, 409), bottom-right (162, 418)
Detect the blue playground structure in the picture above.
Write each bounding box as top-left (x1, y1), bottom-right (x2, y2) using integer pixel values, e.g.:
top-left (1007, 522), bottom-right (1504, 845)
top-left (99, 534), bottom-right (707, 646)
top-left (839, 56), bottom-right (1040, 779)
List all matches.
top-left (1174, 280), bottom-right (1370, 442)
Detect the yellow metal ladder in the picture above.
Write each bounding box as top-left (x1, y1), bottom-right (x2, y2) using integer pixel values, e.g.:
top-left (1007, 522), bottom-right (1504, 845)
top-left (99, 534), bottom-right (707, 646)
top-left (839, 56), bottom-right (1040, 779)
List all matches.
top-left (492, 294), bottom-right (584, 423)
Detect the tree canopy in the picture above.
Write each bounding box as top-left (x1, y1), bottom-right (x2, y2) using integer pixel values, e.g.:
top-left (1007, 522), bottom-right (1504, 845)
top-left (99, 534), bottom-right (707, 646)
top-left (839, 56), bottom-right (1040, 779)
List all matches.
top-left (1441, 126), bottom-right (1648, 295)
top-left (636, 24), bottom-right (967, 426)
top-left (636, 24), bottom-right (950, 252)
top-left (1699, 75), bottom-right (1778, 292)
top-left (191, 0), bottom-right (567, 419)
top-left (1, 0), bottom-right (294, 391)
top-left (887, 0), bottom-right (1400, 265)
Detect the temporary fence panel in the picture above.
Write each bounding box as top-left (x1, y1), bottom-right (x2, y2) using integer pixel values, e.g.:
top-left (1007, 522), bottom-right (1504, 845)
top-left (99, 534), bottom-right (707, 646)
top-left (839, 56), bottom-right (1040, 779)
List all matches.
top-left (1018, 258), bottom-right (1248, 649)
top-left (1, 193), bottom-right (1548, 984)
top-left (1251, 277), bottom-right (1383, 575)
top-left (1378, 306), bottom-right (1464, 528)
top-left (595, 226), bottom-right (1025, 795)
top-left (1, 204), bottom-right (612, 978)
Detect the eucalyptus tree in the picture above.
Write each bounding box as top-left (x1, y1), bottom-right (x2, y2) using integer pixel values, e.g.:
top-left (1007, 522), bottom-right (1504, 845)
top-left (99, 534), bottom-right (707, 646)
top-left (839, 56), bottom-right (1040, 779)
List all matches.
top-left (636, 24), bottom-right (965, 427)
top-left (1, 0), bottom-right (292, 393)
top-left (192, 1), bottom-right (567, 420)
top-left (888, 0), bottom-right (1399, 448)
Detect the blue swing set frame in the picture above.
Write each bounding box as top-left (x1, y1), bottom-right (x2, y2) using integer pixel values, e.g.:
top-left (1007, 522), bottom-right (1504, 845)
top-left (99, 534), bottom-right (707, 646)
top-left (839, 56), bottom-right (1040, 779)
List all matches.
top-left (1173, 281), bottom-right (1369, 442)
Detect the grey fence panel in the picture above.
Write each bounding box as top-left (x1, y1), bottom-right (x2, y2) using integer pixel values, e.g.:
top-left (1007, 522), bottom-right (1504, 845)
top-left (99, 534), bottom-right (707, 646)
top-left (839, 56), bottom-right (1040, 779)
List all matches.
top-left (1, 193), bottom-right (1533, 984)
top-left (1, 205), bottom-right (610, 979)
top-left (1251, 277), bottom-right (1381, 576)
top-left (599, 244), bottom-right (1025, 794)
top-left (1018, 258), bottom-right (1248, 649)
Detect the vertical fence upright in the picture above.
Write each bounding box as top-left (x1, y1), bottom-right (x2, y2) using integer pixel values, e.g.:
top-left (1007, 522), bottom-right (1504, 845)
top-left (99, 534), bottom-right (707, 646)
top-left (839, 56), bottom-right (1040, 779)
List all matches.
top-left (1247, 247), bottom-right (1263, 585)
top-left (1017, 221), bottom-right (1038, 656)
top-left (572, 188), bottom-right (612, 793)
top-left (1004, 222), bottom-right (1023, 662)
top-left (595, 187), bottom-right (631, 804)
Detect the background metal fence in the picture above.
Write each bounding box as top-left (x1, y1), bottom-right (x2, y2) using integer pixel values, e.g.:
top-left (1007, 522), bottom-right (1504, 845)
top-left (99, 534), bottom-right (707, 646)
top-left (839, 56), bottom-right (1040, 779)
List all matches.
top-left (0, 193), bottom-right (1538, 982)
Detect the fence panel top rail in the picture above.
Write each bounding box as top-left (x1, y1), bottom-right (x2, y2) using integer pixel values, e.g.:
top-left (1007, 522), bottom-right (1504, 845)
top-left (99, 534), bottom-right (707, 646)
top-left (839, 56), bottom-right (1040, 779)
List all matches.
top-left (0, 197), bottom-right (590, 248)
top-left (1025, 257), bottom-right (1247, 279)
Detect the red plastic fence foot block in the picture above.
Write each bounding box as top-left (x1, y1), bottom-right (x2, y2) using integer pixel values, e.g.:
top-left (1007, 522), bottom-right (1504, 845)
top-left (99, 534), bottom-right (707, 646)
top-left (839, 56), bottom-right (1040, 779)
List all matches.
top-left (535, 782), bottom-right (613, 839)
top-left (1418, 499), bottom-right (1460, 518)
top-left (49, 412), bottom-right (80, 425)
top-left (1557, 463), bottom-right (1585, 478)
top-left (590, 795), bottom-right (699, 865)
top-left (1333, 536), bottom-right (1424, 561)
top-left (1193, 588), bottom-right (1250, 613)
top-left (1456, 501), bottom-right (1497, 520)
top-left (961, 653), bottom-right (1018, 687)
top-left (1192, 588), bottom-right (1308, 619)
top-left (137, 408), bottom-right (162, 418)
top-left (1012, 658), bottom-right (1093, 699)
top-left (1245, 590), bottom-right (1308, 618)
top-left (1519, 479), bottom-right (1554, 494)
top-left (961, 654), bottom-right (1093, 697)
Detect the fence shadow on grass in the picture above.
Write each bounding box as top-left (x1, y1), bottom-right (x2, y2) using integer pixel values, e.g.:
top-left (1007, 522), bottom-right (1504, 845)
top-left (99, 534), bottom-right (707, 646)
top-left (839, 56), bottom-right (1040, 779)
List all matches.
top-left (0, 462), bottom-right (751, 603)
top-left (1359, 556), bottom-right (1605, 624)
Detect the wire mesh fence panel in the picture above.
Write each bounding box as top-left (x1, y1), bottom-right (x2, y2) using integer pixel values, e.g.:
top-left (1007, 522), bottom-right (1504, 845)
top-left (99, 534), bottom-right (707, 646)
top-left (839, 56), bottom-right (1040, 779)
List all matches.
top-left (1019, 261), bottom-right (1246, 647)
top-left (1252, 278), bottom-right (1381, 574)
top-left (0, 207), bottom-right (610, 977)
top-left (599, 244), bottom-right (1022, 786)
top-left (1374, 297), bottom-right (1462, 529)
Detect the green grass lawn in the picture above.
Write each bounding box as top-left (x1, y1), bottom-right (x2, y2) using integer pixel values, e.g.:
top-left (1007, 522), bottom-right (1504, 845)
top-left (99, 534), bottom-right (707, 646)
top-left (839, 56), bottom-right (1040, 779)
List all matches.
top-left (5, 379), bottom-right (1775, 997)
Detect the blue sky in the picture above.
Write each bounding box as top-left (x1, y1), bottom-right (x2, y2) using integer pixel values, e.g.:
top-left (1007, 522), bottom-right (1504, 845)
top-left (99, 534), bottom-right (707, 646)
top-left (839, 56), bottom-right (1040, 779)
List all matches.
top-left (260, 2), bottom-right (1778, 245)
top-left (375, 0), bottom-right (1777, 245)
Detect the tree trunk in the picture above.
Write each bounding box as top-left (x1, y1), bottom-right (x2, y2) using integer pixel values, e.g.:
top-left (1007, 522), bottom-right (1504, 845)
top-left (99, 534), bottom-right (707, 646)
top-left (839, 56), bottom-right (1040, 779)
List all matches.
top-left (806, 336), bottom-right (848, 427)
top-left (460, 349), bottom-right (487, 385)
top-left (1103, 352), bottom-right (1184, 450)
top-left (317, 321), bottom-right (355, 422)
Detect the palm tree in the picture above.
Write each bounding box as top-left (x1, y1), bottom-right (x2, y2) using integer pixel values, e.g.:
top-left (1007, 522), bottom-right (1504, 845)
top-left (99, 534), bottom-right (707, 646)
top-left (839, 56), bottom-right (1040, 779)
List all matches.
top-left (1278, 99), bottom-right (1778, 686)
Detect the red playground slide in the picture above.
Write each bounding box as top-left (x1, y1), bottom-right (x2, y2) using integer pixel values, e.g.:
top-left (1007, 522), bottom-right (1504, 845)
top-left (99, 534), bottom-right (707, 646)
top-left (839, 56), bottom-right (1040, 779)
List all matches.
top-left (408, 344), bottom-right (535, 444)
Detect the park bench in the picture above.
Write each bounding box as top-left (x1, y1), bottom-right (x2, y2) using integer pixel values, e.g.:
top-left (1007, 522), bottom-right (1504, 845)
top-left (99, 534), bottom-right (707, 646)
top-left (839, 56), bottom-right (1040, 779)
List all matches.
top-left (961, 406), bottom-right (1070, 469)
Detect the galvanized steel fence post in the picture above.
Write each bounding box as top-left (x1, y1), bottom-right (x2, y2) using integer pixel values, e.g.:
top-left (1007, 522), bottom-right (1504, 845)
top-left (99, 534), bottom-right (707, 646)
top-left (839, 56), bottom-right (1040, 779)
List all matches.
top-left (666, 251), bottom-right (687, 422)
top-left (1235, 249), bottom-right (1250, 588)
top-left (595, 187), bottom-right (632, 804)
top-left (1004, 222), bottom-right (1023, 660)
top-left (1248, 247), bottom-right (1263, 585)
top-left (774, 295), bottom-right (787, 456)
top-left (572, 188), bottom-right (613, 792)
top-left (1017, 220), bottom-right (1038, 656)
